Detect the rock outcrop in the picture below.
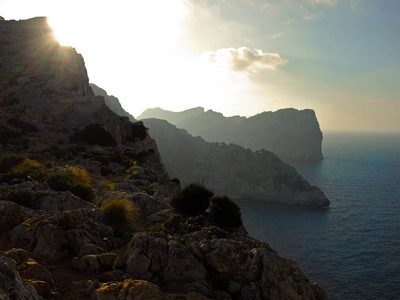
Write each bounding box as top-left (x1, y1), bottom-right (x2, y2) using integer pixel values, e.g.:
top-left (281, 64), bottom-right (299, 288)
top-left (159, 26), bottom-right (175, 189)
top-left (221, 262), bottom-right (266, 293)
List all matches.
top-left (141, 118), bottom-right (329, 207)
top-left (0, 17), bottom-right (328, 299)
top-left (138, 107), bottom-right (324, 162)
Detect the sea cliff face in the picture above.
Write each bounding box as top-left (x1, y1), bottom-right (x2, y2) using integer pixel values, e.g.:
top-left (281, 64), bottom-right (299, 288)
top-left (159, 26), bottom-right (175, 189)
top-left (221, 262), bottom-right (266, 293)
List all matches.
top-left (0, 17), bottom-right (328, 299)
top-left (139, 107), bottom-right (324, 162)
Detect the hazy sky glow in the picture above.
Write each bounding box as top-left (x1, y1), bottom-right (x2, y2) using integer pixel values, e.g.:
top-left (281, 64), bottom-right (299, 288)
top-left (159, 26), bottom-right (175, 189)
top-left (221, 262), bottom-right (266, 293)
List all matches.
top-left (1, 0), bottom-right (399, 132)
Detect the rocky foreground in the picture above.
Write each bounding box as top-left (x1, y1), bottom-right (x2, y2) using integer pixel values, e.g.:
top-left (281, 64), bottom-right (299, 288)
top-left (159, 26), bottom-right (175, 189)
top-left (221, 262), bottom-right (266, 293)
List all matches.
top-left (0, 17), bottom-right (328, 299)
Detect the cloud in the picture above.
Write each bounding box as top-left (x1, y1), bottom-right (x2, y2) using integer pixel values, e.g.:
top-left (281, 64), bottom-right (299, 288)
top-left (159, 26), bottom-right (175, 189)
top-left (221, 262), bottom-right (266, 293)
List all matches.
top-left (307, 0), bottom-right (339, 6)
top-left (203, 47), bottom-right (287, 73)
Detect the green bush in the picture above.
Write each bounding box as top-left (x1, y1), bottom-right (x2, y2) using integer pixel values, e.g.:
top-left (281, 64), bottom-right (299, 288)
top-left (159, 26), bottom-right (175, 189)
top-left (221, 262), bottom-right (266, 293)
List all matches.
top-left (170, 183), bottom-right (214, 216)
top-left (0, 156), bottom-right (43, 183)
top-left (210, 196), bottom-right (243, 230)
top-left (48, 166), bottom-right (94, 201)
top-left (101, 197), bottom-right (137, 231)
top-left (11, 159), bottom-right (44, 180)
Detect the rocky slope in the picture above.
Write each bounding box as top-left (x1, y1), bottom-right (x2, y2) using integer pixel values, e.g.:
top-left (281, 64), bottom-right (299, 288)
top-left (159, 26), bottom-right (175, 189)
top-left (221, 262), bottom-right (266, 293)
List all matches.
top-left (139, 107), bottom-right (324, 162)
top-left (0, 17), bottom-right (328, 299)
top-left (141, 118), bottom-right (329, 207)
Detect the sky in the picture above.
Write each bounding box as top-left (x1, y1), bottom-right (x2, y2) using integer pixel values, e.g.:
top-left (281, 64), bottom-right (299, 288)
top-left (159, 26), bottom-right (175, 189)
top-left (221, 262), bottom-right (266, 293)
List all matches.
top-left (1, 0), bottom-right (399, 132)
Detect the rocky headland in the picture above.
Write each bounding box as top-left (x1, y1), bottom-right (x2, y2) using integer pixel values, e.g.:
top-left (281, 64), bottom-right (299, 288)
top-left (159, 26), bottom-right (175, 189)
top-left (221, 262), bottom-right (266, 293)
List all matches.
top-left (0, 17), bottom-right (328, 299)
top-left (139, 107), bottom-right (324, 162)
top-left (139, 118), bottom-right (329, 207)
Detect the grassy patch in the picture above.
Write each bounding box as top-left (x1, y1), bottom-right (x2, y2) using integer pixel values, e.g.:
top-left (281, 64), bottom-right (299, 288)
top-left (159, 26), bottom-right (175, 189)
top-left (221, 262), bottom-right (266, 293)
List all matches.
top-left (101, 197), bottom-right (137, 232)
top-left (48, 166), bottom-right (94, 201)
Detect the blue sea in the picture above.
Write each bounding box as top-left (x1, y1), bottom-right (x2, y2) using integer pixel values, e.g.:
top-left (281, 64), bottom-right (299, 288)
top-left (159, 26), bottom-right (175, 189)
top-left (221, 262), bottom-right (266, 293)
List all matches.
top-left (237, 131), bottom-right (400, 300)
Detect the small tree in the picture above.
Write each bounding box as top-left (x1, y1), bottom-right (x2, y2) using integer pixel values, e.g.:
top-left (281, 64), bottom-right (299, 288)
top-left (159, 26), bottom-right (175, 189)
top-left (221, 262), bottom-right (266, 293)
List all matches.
top-left (210, 196), bottom-right (243, 230)
top-left (170, 183), bottom-right (214, 216)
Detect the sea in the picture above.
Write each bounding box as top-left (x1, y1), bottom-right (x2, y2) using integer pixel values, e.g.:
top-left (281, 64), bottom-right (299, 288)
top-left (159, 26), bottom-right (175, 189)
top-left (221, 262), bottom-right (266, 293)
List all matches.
top-left (237, 131), bottom-right (400, 300)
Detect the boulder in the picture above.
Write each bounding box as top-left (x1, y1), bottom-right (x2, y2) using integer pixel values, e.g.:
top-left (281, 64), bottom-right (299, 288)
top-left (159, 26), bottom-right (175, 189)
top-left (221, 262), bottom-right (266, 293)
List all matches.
top-left (0, 200), bottom-right (36, 233)
top-left (10, 209), bottom-right (116, 263)
top-left (0, 256), bottom-right (39, 300)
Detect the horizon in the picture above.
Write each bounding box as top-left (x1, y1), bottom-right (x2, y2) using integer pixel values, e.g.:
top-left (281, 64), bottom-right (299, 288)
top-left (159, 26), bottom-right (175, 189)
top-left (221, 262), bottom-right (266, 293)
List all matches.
top-left (1, 0), bottom-right (399, 132)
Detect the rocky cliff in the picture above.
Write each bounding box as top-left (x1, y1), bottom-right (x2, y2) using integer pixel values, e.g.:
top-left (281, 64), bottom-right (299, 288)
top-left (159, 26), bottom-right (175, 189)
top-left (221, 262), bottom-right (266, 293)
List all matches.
top-left (142, 118), bottom-right (329, 207)
top-left (0, 17), bottom-right (328, 299)
top-left (139, 107), bottom-right (324, 162)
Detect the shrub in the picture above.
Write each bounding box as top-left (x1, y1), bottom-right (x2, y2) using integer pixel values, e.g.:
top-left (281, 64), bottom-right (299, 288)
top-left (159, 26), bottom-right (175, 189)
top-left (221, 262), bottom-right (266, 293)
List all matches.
top-left (0, 157), bottom-right (43, 183)
top-left (100, 165), bottom-right (115, 176)
top-left (48, 166), bottom-right (94, 201)
top-left (11, 159), bottom-right (44, 180)
top-left (210, 196), bottom-right (243, 230)
top-left (148, 214), bottom-right (204, 234)
top-left (101, 197), bottom-right (137, 231)
top-left (70, 124), bottom-right (117, 146)
top-left (101, 180), bottom-right (116, 190)
top-left (0, 188), bottom-right (39, 209)
top-left (0, 155), bottom-right (26, 173)
top-left (201, 225), bottom-right (226, 238)
top-left (170, 183), bottom-right (214, 216)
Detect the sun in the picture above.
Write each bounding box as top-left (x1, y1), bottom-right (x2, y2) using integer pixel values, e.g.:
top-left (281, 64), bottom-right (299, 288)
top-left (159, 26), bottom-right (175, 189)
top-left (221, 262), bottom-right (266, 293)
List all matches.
top-left (45, 0), bottom-right (249, 117)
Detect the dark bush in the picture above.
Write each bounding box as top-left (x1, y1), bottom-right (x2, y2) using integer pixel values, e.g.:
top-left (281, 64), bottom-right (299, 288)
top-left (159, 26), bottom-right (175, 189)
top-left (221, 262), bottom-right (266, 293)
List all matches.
top-left (170, 178), bottom-right (180, 184)
top-left (0, 126), bottom-right (29, 148)
top-left (0, 155), bottom-right (26, 173)
top-left (70, 124), bottom-right (117, 146)
top-left (170, 183), bottom-right (214, 216)
top-left (0, 188), bottom-right (39, 209)
top-left (210, 196), bottom-right (243, 230)
top-left (100, 165), bottom-right (115, 176)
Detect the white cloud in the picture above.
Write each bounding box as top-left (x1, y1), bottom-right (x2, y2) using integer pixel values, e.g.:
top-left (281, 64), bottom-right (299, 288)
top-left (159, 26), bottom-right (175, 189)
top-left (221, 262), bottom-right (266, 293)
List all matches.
top-left (203, 47), bottom-right (287, 74)
top-left (307, 0), bottom-right (339, 6)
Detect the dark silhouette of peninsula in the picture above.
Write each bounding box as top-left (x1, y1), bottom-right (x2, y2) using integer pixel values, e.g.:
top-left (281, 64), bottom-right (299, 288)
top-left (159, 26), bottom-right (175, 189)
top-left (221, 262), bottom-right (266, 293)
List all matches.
top-left (139, 107), bottom-right (323, 162)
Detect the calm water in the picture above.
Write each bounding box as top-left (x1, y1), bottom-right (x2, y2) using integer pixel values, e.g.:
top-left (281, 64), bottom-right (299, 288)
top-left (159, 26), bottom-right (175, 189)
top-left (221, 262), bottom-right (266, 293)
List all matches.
top-left (237, 131), bottom-right (400, 300)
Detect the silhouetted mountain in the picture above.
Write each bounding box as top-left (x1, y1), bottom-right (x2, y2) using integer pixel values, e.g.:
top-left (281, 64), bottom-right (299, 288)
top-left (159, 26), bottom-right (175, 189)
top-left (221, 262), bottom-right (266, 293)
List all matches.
top-left (90, 83), bottom-right (136, 123)
top-left (142, 118), bottom-right (330, 207)
top-left (139, 107), bottom-right (323, 161)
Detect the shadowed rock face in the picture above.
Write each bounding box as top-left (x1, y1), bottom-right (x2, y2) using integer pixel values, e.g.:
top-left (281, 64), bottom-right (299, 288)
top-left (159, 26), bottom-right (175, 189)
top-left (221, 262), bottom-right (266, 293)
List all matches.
top-left (139, 107), bottom-right (324, 162)
top-left (0, 17), bottom-right (328, 299)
